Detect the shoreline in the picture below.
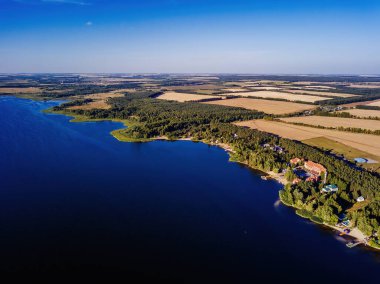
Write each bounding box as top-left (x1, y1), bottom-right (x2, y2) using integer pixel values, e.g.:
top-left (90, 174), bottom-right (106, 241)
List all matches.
top-left (46, 106), bottom-right (379, 252)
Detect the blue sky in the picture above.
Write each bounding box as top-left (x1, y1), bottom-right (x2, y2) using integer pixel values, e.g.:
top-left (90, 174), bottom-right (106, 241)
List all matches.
top-left (1, 0), bottom-right (379, 73)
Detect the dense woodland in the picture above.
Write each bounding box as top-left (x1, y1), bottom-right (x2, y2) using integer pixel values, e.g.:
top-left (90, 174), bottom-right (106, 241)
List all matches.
top-left (53, 91), bottom-right (380, 245)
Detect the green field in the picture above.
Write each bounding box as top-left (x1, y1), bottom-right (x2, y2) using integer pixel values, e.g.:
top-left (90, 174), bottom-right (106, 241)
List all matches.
top-left (303, 136), bottom-right (380, 172)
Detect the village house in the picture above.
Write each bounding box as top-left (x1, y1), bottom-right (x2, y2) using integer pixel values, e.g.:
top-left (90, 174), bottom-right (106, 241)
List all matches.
top-left (304, 160), bottom-right (327, 176)
top-left (290, 157), bottom-right (302, 165)
top-left (357, 196), bottom-right (365, 202)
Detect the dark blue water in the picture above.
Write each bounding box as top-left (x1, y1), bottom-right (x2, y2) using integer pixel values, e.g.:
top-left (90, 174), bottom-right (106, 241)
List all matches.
top-left (0, 96), bottom-right (379, 282)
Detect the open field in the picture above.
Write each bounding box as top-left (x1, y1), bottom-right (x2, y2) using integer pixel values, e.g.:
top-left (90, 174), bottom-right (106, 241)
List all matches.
top-left (156, 91), bottom-right (223, 102)
top-left (349, 83), bottom-right (380, 89)
top-left (70, 92), bottom-right (125, 110)
top-left (303, 85), bottom-right (336, 90)
top-left (366, 101), bottom-right (380, 107)
top-left (163, 84), bottom-right (222, 91)
top-left (235, 119), bottom-right (380, 157)
top-left (285, 89), bottom-right (357, 98)
top-left (0, 87), bottom-right (42, 94)
top-left (216, 91), bottom-right (330, 103)
top-left (281, 116), bottom-right (380, 131)
top-left (84, 92), bottom-right (126, 100)
top-left (69, 100), bottom-right (111, 110)
top-left (303, 137), bottom-right (380, 172)
top-left (338, 109), bottom-right (380, 118)
top-left (203, 98), bottom-right (315, 115)
top-left (248, 86), bottom-right (282, 90)
top-left (222, 88), bottom-right (249, 92)
top-left (342, 99), bottom-right (380, 108)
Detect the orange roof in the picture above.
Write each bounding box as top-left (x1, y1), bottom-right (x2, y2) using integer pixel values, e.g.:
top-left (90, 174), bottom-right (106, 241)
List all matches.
top-left (290, 158), bottom-right (301, 164)
top-left (304, 161), bottom-right (326, 173)
top-left (292, 178), bottom-right (302, 184)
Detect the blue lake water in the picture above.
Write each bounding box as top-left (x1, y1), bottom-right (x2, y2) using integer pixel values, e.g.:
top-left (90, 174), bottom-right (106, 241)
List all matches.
top-left (0, 96), bottom-right (379, 282)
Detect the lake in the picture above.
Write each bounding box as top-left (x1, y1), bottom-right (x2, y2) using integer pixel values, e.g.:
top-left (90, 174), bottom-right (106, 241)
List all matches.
top-left (0, 96), bottom-right (379, 282)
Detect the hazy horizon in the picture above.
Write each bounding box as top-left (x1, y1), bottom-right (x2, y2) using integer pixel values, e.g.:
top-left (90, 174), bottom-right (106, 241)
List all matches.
top-left (1, 0), bottom-right (380, 74)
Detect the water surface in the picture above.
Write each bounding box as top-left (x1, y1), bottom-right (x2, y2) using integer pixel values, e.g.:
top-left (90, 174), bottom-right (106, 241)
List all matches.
top-left (0, 96), bottom-right (379, 282)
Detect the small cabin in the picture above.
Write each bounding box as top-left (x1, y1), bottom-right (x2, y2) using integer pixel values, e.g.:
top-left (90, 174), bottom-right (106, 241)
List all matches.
top-left (357, 196), bottom-right (365, 202)
top-left (290, 158), bottom-right (302, 165)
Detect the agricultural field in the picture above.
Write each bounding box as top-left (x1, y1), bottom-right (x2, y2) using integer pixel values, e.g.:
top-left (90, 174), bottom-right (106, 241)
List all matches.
top-left (222, 88), bottom-right (249, 92)
top-left (216, 91), bottom-right (330, 103)
top-left (366, 100), bottom-right (380, 107)
top-left (156, 91), bottom-right (223, 102)
top-left (248, 86), bottom-right (282, 90)
top-left (303, 137), bottom-right (380, 172)
top-left (281, 116), bottom-right (380, 131)
top-left (163, 84), bottom-right (222, 91)
top-left (349, 83), bottom-right (380, 89)
top-left (338, 109), bottom-right (380, 119)
top-left (203, 98), bottom-right (315, 115)
top-left (69, 92), bottom-right (125, 110)
top-left (342, 99), bottom-right (380, 108)
top-left (69, 100), bottom-right (111, 110)
top-left (234, 119), bottom-right (380, 157)
top-left (0, 87), bottom-right (42, 94)
top-left (285, 89), bottom-right (357, 98)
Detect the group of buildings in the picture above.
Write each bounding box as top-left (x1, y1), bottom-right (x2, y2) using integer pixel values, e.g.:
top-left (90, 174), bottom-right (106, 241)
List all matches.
top-left (290, 158), bottom-right (328, 185)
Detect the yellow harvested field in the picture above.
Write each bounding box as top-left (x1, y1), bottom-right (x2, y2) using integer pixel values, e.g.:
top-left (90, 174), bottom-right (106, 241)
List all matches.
top-left (286, 90), bottom-right (356, 98)
top-left (248, 86), bottom-right (282, 90)
top-left (164, 84), bottom-right (222, 91)
top-left (366, 101), bottom-right (380, 107)
top-left (70, 100), bottom-right (111, 110)
top-left (338, 109), bottom-right (380, 118)
top-left (85, 92), bottom-right (125, 100)
top-left (222, 88), bottom-right (249, 92)
top-left (349, 83), bottom-right (380, 89)
top-left (217, 91), bottom-right (329, 103)
top-left (203, 98), bottom-right (315, 115)
top-left (281, 116), bottom-right (380, 131)
top-left (0, 87), bottom-right (41, 94)
top-left (157, 91), bottom-right (222, 102)
top-left (303, 85), bottom-right (335, 90)
top-left (235, 120), bottom-right (380, 157)
top-left (70, 92), bottom-right (125, 110)
top-left (342, 99), bottom-right (380, 108)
